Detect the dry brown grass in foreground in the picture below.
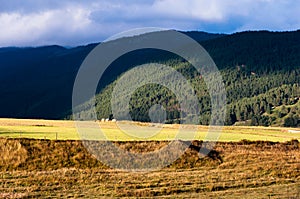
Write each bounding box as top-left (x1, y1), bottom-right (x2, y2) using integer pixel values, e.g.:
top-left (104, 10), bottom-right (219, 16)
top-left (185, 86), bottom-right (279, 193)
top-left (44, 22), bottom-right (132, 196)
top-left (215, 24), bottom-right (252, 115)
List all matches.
top-left (0, 138), bottom-right (299, 198)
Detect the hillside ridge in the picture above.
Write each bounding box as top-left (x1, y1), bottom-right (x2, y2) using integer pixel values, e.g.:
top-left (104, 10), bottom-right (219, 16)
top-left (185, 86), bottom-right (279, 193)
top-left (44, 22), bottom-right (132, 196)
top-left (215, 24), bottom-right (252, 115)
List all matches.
top-left (0, 30), bottom-right (299, 127)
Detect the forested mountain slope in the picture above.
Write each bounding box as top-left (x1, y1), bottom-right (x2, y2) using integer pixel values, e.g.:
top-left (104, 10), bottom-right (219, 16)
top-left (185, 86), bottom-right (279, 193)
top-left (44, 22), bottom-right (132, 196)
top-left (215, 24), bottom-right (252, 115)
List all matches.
top-left (1, 30), bottom-right (299, 126)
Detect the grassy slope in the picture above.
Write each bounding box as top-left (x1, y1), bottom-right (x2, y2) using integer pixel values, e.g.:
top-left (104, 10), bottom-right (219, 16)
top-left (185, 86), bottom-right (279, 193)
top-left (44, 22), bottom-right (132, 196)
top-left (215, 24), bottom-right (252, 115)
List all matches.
top-left (0, 138), bottom-right (299, 198)
top-left (0, 119), bottom-right (299, 198)
top-left (264, 100), bottom-right (300, 126)
top-left (0, 118), bottom-right (300, 142)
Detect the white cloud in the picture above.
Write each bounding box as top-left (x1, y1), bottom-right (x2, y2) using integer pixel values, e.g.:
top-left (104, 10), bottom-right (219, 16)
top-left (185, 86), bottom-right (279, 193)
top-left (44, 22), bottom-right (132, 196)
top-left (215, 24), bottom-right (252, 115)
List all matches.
top-left (233, 0), bottom-right (300, 32)
top-left (0, 0), bottom-right (299, 46)
top-left (152, 0), bottom-right (224, 21)
top-left (0, 6), bottom-right (92, 46)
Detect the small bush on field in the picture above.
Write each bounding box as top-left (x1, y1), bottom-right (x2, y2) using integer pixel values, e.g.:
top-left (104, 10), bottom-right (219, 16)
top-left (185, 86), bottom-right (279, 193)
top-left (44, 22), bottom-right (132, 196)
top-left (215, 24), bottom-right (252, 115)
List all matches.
top-left (0, 139), bottom-right (27, 169)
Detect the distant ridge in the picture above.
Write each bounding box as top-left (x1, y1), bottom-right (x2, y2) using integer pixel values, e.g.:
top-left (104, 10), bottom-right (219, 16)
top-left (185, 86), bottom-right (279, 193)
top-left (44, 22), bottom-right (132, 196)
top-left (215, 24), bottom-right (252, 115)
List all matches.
top-left (0, 30), bottom-right (299, 127)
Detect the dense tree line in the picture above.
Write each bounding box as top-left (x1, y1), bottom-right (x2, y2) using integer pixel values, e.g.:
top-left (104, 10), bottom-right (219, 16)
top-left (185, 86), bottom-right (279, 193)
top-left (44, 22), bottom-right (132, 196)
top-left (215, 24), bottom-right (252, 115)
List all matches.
top-left (75, 63), bottom-right (299, 127)
top-left (72, 31), bottom-right (300, 127)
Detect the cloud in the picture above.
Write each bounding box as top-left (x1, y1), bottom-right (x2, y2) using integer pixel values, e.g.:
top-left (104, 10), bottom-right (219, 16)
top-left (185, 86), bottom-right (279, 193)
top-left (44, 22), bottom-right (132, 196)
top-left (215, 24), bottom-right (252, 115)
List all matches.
top-left (0, 6), bottom-right (92, 46)
top-left (0, 0), bottom-right (299, 46)
top-left (233, 0), bottom-right (300, 32)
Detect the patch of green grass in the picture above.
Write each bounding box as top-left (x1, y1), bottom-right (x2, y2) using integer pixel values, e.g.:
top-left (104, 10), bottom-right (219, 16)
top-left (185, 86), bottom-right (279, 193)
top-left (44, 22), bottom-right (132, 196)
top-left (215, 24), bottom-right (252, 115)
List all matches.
top-left (264, 100), bottom-right (300, 126)
top-left (0, 126), bottom-right (79, 140)
top-left (0, 118), bottom-right (299, 142)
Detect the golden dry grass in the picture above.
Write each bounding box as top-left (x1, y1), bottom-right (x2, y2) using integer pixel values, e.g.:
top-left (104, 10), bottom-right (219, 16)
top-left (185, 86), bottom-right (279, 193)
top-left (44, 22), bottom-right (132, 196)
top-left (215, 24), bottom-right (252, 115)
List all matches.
top-left (0, 138), bottom-right (299, 198)
top-left (0, 139), bottom-right (27, 169)
top-left (0, 118), bottom-right (299, 198)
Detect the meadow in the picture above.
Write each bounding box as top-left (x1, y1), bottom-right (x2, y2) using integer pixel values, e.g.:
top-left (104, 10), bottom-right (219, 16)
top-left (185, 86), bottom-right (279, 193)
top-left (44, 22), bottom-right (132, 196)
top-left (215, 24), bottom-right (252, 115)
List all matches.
top-left (0, 138), bottom-right (299, 198)
top-left (0, 118), bottom-right (299, 142)
top-left (0, 118), bottom-right (299, 198)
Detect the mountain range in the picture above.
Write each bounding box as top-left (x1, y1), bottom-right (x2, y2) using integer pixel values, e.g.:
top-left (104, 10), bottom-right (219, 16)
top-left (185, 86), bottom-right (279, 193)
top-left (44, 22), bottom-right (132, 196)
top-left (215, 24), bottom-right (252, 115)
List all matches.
top-left (0, 30), bottom-right (299, 126)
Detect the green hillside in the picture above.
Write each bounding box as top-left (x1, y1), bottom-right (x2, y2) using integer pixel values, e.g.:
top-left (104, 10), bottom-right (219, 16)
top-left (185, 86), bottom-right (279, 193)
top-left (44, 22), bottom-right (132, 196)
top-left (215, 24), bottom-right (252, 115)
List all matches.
top-left (0, 30), bottom-right (300, 127)
top-left (263, 100), bottom-right (300, 127)
top-left (76, 66), bottom-right (300, 127)
top-left (74, 30), bottom-right (300, 127)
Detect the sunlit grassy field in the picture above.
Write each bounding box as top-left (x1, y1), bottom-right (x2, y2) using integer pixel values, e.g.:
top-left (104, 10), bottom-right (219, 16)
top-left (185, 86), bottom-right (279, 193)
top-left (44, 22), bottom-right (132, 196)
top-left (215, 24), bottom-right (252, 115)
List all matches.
top-left (0, 138), bottom-right (299, 198)
top-left (0, 118), bottom-right (299, 142)
top-left (0, 118), bottom-right (299, 198)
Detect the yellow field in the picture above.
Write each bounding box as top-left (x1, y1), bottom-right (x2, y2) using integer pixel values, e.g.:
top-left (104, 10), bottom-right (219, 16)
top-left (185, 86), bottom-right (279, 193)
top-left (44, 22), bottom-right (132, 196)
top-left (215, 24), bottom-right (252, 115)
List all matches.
top-left (0, 118), bottom-right (299, 198)
top-left (0, 118), bottom-right (299, 142)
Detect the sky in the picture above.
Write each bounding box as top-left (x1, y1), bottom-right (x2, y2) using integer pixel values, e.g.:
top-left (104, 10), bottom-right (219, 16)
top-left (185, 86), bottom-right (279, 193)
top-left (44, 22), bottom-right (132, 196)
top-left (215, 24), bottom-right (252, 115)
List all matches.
top-left (0, 0), bottom-right (299, 47)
